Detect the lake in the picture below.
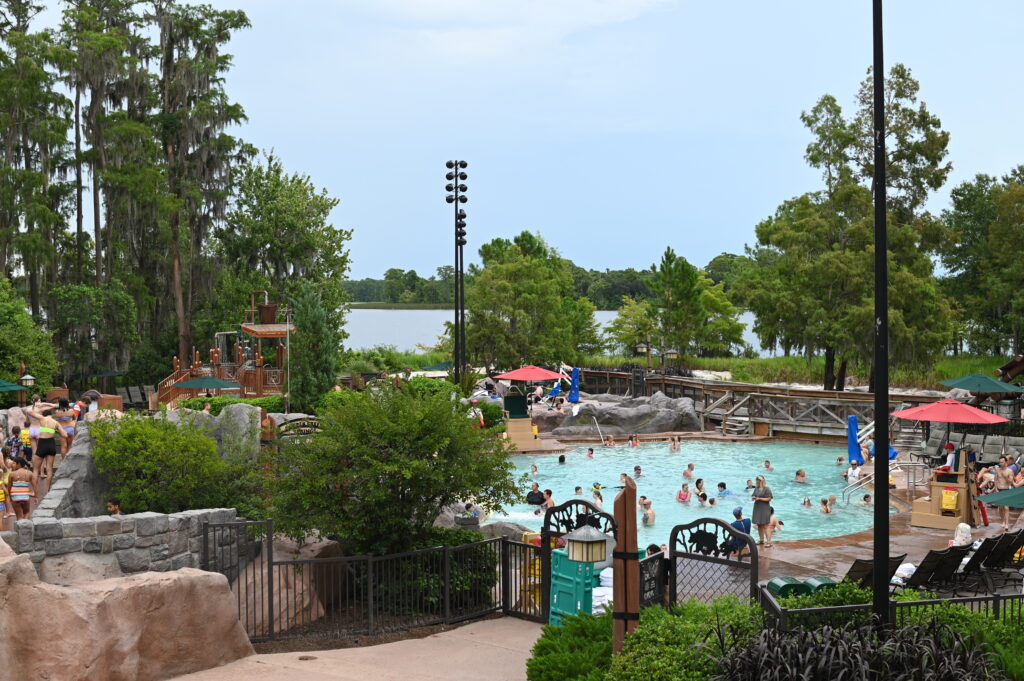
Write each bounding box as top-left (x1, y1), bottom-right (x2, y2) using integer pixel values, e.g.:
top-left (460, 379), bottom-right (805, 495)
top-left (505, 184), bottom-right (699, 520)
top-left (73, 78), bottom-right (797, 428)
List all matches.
top-left (344, 309), bottom-right (773, 356)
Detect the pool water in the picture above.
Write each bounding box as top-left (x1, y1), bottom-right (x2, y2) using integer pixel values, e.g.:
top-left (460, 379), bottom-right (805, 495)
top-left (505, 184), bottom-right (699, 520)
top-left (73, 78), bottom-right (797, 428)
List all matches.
top-left (499, 440), bottom-right (894, 547)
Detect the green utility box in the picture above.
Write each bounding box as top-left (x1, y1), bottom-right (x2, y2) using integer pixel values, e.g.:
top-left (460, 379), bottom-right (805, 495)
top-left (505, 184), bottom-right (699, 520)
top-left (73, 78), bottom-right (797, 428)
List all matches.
top-left (549, 549), bottom-right (598, 625)
top-left (803, 576), bottom-right (838, 593)
top-left (766, 576), bottom-right (812, 598)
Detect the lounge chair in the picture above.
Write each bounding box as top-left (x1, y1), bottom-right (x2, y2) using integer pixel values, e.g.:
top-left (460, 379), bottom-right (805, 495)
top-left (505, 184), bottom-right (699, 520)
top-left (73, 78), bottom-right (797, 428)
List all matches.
top-left (143, 385), bottom-right (157, 409)
top-left (115, 387), bottom-right (131, 408)
top-left (926, 545), bottom-right (971, 593)
top-left (893, 548), bottom-right (947, 592)
top-left (983, 529), bottom-right (1024, 589)
top-left (953, 535), bottom-right (1002, 594)
top-left (841, 553), bottom-right (907, 588)
top-left (128, 386), bottom-right (145, 409)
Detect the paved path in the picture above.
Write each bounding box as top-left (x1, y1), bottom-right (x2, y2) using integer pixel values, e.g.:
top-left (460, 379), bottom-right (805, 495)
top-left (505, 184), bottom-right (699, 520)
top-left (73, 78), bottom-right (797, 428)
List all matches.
top-left (171, 617), bottom-right (543, 681)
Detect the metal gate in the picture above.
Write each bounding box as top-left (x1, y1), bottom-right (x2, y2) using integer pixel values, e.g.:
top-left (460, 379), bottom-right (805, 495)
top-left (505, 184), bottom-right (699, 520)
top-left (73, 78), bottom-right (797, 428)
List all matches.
top-left (201, 522), bottom-right (547, 640)
top-left (668, 517), bottom-right (758, 603)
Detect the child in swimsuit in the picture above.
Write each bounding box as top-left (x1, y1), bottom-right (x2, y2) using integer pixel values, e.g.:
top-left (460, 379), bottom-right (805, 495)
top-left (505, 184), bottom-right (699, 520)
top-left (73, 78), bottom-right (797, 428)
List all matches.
top-left (8, 457), bottom-right (35, 520)
top-left (676, 483), bottom-right (691, 503)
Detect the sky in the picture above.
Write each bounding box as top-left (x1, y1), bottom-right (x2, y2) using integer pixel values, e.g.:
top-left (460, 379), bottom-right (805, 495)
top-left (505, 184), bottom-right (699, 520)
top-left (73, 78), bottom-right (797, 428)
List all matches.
top-left (41, 1), bottom-right (1024, 279)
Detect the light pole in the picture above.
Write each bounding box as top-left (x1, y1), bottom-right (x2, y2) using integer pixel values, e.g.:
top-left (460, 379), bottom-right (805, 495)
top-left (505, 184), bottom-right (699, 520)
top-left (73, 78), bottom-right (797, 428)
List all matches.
top-left (445, 160), bottom-right (468, 383)
top-left (870, 0), bottom-right (891, 627)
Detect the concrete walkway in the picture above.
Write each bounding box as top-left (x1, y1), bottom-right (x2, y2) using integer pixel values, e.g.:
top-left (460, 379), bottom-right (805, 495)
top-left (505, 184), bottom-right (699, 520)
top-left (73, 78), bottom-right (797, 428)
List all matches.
top-left (171, 617), bottom-right (543, 681)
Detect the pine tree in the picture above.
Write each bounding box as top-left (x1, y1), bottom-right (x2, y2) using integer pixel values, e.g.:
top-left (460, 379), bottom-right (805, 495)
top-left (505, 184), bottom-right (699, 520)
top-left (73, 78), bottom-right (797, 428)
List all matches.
top-left (289, 281), bottom-right (338, 414)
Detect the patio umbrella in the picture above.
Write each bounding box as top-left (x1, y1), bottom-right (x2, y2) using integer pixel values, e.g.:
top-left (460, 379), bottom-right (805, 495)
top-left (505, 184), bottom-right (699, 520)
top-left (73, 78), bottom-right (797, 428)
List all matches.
top-left (88, 370), bottom-right (126, 378)
top-left (173, 376), bottom-right (241, 390)
top-left (891, 399), bottom-right (1009, 425)
top-left (494, 365), bottom-right (563, 381)
top-left (0, 379), bottom-right (23, 393)
top-left (979, 486), bottom-right (1024, 509)
top-left (938, 374), bottom-right (1024, 394)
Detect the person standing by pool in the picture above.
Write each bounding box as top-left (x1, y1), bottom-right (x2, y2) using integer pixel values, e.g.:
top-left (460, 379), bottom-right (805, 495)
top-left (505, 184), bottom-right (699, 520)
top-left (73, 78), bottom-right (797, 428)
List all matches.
top-left (683, 463), bottom-right (696, 479)
top-left (751, 475), bottom-right (774, 546)
top-left (8, 457), bottom-right (35, 520)
top-left (26, 405), bottom-right (60, 481)
top-left (676, 483), bottom-right (691, 503)
top-left (55, 398), bottom-right (76, 457)
top-left (995, 456), bottom-right (1014, 531)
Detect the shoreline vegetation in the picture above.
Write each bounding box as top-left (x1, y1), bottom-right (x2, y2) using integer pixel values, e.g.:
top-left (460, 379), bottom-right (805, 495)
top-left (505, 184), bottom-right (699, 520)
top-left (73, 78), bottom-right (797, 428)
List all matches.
top-left (344, 344), bottom-right (1008, 391)
top-left (350, 302), bottom-right (456, 310)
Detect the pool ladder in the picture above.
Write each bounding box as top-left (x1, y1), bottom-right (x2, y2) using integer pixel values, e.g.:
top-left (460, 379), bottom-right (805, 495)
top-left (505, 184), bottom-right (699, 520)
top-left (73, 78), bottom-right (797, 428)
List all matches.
top-left (840, 461), bottom-right (931, 505)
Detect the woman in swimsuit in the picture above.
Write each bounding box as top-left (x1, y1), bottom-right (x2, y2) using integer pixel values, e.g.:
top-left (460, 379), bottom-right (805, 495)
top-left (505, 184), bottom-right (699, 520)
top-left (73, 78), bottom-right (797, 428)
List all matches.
top-left (26, 405), bottom-right (59, 481)
top-left (676, 482), bottom-right (691, 503)
top-left (55, 398), bottom-right (76, 456)
top-left (9, 457), bottom-right (35, 520)
top-left (26, 395), bottom-right (42, 457)
top-left (694, 478), bottom-right (709, 505)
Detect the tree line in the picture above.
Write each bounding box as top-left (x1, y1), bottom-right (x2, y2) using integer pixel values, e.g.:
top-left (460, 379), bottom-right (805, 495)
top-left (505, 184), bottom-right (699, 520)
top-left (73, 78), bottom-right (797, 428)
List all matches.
top-left (0, 0), bottom-right (349, 388)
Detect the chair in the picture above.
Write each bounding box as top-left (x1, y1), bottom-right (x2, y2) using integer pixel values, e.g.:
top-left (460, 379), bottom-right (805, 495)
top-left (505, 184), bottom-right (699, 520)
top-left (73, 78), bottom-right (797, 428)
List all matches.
top-left (128, 386), bottom-right (145, 409)
top-left (983, 530), bottom-right (1024, 589)
top-left (926, 545), bottom-right (971, 593)
top-left (841, 553), bottom-right (907, 588)
top-left (893, 548), bottom-right (947, 592)
top-left (954, 536), bottom-right (1002, 594)
top-left (115, 387), bottom-right (131, 407)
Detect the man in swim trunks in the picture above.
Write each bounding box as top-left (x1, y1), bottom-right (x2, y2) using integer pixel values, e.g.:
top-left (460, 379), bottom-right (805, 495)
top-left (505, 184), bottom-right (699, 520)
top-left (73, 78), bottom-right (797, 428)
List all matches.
top-left (683, 463), bottom-right (695, 479)
top-left (25, 405), bottom-right (60, 481)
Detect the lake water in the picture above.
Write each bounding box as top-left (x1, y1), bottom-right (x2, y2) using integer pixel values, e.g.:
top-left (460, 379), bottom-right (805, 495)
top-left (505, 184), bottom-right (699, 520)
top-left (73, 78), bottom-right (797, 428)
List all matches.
top-left (345, 309), bottom-right (772, 356)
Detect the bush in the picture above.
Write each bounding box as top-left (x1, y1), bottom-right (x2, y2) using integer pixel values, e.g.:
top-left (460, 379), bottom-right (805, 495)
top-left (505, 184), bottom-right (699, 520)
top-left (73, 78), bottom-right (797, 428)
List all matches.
top-left (401, 375), bottom-right (454, 399)
top-left (527, 610), bottom-right (613, 681)
top-left (90, 413), bottom-right (265, 514)
top-left (607, 598), bottom-right (763, 681)
top-left (178, 395), bottom-right (284, 416)
top-left (527, 597), bottom-right (763, 681)
top-left (478, 401), bottom-right (503, 428)
top-left (315, 387), bottom-right (363, 413)
top-left (712, 620), bottom-right (1008, 681)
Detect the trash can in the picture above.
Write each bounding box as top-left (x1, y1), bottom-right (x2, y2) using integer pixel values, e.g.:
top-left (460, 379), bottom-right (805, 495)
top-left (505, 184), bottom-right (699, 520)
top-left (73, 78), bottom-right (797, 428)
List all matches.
top-left (803, 576), bottom-right (837, 593)
top-left (766, 576), bottom-right (812, 598)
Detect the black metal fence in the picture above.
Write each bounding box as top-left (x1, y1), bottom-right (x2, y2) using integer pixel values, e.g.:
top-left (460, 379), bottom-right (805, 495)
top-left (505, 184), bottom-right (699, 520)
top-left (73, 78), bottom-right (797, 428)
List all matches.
top-left (759, 586), bottom-right (1024, 632)
top-left (202, 522), bottom-right (542, 642)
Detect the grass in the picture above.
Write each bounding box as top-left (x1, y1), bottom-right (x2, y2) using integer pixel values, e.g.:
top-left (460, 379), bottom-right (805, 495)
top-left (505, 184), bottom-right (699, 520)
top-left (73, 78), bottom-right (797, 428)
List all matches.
top-left (344, 349), bottom-right (1015, 390)
top-left (349, 302), bottom-right (454, 310)
top-left (686, 354), bottom-right (1012, 389)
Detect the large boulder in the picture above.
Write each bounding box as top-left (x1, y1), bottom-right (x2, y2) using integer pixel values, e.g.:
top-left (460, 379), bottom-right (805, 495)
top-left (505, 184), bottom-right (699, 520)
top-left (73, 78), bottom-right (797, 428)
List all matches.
top-left (5, 406), bottom-right (26, 437)
top-left (232, 535), bottom-right (345, 636)
top-left (45, 424), bottom-right (110, 518)
top-left (551, 392), bottom-right (700, 436)
top-left (212, 403), bottom-right (261, 458)
top-left (38, 551), bottom-right (123, 586)
top-left (479, 521), bottom-right (530, 541)
top-left (531, 408), bottom-right (566, 433)
top-left (0, 548), bottom-right (252, 681)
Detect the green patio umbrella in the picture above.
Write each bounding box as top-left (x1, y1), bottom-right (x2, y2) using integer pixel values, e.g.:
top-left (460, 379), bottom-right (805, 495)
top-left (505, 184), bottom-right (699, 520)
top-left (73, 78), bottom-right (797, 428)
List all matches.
top-left (422, 361), bottom-right (453, 371)
top-left (980, 486), bottom-right (1024, 509)
top-left (0, 379), bottom-right (23, 392)
top-left (938, 374), bottom-right (1024, 394)
top-left (173, 376), bottom-right (241, 390)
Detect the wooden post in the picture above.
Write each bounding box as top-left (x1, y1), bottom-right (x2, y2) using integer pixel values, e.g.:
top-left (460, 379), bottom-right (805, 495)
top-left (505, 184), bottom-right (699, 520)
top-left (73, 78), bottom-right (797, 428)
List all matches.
top-left (612, 477), bottom-right (639, 653)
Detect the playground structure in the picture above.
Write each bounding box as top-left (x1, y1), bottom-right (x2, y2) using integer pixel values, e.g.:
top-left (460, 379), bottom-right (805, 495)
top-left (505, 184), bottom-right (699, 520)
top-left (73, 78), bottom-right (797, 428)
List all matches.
top-left (155, 292), bottom-right (293, 408)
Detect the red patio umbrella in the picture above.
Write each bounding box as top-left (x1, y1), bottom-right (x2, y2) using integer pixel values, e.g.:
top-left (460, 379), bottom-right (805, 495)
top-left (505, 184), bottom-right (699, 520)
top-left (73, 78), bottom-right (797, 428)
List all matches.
top-left (494, 365), bottom-right (563, 381)
top-left (891, 398), bottom-right (1009, 424)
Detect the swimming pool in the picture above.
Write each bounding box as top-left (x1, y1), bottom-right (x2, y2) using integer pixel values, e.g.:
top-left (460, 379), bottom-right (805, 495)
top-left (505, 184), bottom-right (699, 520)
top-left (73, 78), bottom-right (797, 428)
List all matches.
top-left (498, 440), bottom-right (894, 546)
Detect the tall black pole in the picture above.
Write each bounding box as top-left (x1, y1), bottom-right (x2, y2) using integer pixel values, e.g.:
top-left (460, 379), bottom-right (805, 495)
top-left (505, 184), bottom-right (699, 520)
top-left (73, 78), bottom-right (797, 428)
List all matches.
top-left (446, 161), bottom-right (468, 383)
top-left (871, 0), bottom-right (890, 627)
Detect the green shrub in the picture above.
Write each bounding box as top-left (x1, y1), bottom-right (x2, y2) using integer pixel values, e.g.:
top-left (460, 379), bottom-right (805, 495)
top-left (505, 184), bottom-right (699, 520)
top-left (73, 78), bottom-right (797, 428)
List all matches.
top-left (713, 620), bottom-right (1008, 681)
top-left (178, 395), bottom-right (284, 416)
top-left (315, 387), bottom-right (363, 413)
top-left (90, 413), bottom-right (265, 514)
top-left (607, 598), bottom-right (763, 681)
top-left (527, 610), bottom-right (613, 681)
top-left (478, 401), bottom-right (503, 428)
top-left (401, 375), bottom-right (454, 399)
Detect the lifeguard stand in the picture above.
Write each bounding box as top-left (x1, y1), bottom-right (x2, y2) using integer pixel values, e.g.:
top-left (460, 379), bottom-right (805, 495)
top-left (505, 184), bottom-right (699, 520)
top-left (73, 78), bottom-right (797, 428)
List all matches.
top-left (503, 392), bottom-right (538, 451)
top-left (910, 450), bottom-right (982, 530)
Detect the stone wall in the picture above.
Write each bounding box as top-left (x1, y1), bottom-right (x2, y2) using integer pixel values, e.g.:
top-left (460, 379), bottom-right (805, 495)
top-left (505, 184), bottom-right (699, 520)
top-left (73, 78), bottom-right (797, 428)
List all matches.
top-left (3, 508), bottom-right (239, 584)
top-left (0, 417), bottom-right (244, 584)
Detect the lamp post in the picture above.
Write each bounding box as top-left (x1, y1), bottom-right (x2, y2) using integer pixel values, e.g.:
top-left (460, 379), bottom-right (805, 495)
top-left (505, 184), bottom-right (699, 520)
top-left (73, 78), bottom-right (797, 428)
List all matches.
top-left (635, 341), bottom-right (650, 370)
top-left (870, 0), bottom-right (891, 627)
top-left (445, 160), bottom-right (468, 383)
top-left (663, 348), bottom-right (679, 372)
top-left (18, 369), bottom-right (34, 408)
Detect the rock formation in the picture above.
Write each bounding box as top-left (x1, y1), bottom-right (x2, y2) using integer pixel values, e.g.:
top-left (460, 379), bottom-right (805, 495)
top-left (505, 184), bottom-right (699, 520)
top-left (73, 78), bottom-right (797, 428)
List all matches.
top-left (533, 391), bottom-right (701, 436)
top-left (0, 540), bottom-right (253, 681)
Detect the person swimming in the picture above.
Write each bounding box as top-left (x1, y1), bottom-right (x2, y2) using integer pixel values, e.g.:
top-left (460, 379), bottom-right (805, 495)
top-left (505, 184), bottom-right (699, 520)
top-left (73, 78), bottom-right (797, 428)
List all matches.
top-left (819, 498), bottom-right (832, 514)
top-left (794, 469), bottom-right (807, 483)
top-left (676, 483), bottom-right (691, 503)
top-left (801, 497), bottom-right (812, 507)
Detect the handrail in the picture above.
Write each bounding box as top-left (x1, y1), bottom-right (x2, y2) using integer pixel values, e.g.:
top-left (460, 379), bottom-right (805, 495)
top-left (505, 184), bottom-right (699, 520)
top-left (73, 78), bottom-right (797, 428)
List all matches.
top-left (591, 416), bottom-right (604, 442)
top-left (841, 461), bottom-right (932, 504)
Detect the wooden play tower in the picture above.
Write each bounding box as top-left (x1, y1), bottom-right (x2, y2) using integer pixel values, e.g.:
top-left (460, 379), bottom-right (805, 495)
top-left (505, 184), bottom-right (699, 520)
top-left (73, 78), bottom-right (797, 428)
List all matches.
top-left (155, 291), bottom-right (294, 408)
